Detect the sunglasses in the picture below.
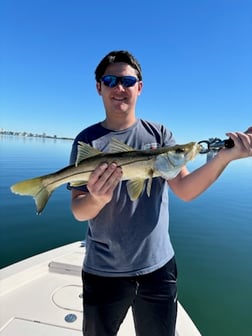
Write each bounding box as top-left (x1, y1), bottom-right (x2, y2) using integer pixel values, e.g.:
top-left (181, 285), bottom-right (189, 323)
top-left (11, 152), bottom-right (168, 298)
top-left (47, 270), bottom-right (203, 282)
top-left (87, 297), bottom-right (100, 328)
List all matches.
top-left (101, 75), bottom-right (138, 88)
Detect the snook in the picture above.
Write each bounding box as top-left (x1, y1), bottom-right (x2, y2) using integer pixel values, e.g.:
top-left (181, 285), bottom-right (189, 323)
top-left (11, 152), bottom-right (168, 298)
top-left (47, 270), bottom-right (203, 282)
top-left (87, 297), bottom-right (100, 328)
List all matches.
top-left (10, 138), bottom-right (201, 214)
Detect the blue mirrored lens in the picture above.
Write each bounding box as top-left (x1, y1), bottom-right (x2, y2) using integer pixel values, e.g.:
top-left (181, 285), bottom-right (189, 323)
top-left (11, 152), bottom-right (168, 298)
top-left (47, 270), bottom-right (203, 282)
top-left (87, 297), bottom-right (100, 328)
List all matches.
top-left (101, 76), bottom-right (137, 88)
top-left (121, 77), bottom-right (137, 87)
top-left (102, 75), bottom-right (117, 87)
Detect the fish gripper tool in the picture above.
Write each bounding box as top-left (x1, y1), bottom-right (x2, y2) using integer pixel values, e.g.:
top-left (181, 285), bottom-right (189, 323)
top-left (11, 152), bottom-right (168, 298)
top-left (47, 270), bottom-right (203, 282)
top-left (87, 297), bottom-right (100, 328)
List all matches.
top-left (198, 138), bottom-right (234, 154)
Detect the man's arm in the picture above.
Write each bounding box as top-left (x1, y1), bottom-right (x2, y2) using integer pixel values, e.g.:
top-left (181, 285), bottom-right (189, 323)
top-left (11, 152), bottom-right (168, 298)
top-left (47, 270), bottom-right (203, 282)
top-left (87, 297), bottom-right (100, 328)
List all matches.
top-left (71, 163), bottom-right (123, 221)
top-left (168, 130), bottom-right (252, 201)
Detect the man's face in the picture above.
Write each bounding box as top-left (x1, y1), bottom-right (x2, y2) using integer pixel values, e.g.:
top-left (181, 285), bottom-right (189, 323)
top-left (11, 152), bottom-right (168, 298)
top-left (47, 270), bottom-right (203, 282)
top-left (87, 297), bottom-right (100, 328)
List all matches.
top-left (96, 62), bottom-right (143, 117)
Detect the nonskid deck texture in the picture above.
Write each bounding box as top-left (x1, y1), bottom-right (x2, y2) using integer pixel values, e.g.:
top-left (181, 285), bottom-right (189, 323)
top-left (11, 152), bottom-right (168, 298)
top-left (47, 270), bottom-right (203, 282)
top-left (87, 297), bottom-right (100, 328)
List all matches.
top-left (0, 242), bottom-right (201, 336)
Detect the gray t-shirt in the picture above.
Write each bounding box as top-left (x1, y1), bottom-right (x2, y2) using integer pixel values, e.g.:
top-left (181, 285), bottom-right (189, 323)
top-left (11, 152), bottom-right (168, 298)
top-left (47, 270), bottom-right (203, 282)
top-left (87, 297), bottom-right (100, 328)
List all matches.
top-left (69, 119), bottom-right (176, 276)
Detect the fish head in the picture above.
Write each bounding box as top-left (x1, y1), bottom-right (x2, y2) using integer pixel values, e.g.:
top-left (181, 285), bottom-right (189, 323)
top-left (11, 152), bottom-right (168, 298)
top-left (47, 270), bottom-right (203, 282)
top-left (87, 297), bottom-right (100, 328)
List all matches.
top-left (154, 142), bottom-right (201, 180)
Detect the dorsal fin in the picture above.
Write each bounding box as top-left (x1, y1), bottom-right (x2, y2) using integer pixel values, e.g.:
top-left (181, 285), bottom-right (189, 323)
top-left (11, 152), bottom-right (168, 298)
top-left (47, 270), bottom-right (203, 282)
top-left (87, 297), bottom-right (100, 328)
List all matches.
top-left (75, 141), bottom-right (101, 167)
top-left (109, 138), bottom-right (135, 153)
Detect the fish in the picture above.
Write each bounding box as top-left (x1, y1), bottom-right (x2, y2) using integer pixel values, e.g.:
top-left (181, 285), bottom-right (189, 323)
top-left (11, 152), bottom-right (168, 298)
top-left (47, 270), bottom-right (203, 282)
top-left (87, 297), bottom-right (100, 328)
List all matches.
top-left (10, 138), bottom-right (201, 214)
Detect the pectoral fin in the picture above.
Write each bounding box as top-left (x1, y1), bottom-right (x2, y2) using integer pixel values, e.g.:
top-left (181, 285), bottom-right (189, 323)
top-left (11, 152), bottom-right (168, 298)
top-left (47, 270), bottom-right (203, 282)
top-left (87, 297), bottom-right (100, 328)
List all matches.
top-left (126, 179), bottom-right (145, 201)
top-left (146, 170), bottom-right (154, 197)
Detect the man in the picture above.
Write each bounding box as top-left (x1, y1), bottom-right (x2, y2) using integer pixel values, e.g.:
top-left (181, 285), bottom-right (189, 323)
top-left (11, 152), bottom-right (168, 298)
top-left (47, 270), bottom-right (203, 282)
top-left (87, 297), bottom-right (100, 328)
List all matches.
top-left (69, 50), bottom-right (252, 336)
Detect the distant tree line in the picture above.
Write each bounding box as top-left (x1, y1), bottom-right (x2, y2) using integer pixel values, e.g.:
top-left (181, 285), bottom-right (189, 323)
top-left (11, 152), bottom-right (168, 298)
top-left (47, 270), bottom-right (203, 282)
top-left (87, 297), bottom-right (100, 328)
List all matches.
top-left (0, 129), bottom-right (73, 140)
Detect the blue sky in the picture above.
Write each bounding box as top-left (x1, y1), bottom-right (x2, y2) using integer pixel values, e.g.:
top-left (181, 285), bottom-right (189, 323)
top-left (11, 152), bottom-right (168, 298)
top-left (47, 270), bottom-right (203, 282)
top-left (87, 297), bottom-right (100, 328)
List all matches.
top-left (1, 0), bottom-right (251, 142)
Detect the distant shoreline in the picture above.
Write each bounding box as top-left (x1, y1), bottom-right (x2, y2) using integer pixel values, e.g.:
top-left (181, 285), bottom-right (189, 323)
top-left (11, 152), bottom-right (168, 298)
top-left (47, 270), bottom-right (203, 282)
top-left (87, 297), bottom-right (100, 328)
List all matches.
top-left (0, 131), bottom-right (74, 141)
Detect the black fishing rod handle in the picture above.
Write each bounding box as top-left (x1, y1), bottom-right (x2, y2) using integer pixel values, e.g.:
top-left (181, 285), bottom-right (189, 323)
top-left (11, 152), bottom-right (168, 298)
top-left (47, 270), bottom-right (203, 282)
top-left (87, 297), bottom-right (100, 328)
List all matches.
top-left (224, 138), bottom-right (234, 148)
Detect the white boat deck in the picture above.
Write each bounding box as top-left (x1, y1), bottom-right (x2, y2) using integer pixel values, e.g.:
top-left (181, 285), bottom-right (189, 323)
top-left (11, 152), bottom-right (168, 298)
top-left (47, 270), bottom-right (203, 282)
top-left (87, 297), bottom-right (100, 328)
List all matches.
top-left (0, 242), bottom-right (201, 335)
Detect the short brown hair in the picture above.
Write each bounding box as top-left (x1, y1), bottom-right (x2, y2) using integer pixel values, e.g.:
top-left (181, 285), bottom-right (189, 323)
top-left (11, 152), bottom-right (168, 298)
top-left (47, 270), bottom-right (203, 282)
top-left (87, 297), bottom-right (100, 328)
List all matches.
top-left (95, 50), bottom-right (142, 82)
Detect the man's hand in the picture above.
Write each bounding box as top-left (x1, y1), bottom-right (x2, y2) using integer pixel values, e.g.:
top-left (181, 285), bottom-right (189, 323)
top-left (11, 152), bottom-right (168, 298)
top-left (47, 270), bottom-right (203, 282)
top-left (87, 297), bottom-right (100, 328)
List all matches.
top-left (87, 162), bottom-right (123, 205)
top-left (225, 126), bottom-right (252, 160)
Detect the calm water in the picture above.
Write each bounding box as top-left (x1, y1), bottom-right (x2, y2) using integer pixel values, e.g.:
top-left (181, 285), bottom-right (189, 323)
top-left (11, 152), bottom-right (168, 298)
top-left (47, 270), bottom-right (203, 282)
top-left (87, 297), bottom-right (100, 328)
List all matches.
top-left (1, 135), bottom-right (252, 336)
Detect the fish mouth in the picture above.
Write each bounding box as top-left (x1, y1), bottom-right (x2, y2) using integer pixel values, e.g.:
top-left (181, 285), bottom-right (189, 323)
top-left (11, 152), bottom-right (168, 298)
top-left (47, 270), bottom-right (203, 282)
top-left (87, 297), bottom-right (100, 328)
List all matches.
top-left (185, 144), bottom-right (201, 160)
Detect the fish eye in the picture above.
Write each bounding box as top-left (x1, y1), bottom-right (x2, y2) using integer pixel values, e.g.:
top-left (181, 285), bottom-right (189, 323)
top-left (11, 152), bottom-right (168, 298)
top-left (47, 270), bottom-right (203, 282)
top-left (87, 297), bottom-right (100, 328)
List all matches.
top-left (175, 148), bottom-right (185, 153)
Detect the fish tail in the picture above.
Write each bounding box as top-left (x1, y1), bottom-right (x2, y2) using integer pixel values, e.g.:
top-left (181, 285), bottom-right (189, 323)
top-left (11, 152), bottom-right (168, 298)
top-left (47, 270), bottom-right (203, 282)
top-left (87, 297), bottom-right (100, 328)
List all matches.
top-left (10, 176), bottom-right (53, 215)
